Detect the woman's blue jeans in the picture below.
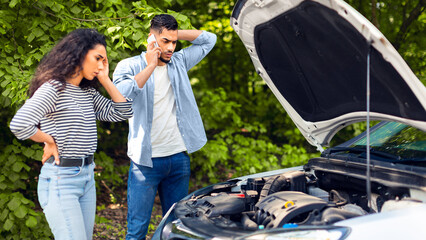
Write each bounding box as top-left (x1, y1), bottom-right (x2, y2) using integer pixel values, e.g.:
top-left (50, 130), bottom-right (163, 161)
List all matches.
top-left (38, 161), bottom-right (96, 240)
top-left (126, 152), bottom-right (190, 240)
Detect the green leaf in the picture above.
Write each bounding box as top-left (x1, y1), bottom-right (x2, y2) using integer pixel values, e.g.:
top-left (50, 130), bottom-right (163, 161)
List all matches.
top-left (51, 3), bottom-right (63, 13)
top-left (7, 197), bottom-right (21, 211)
top-left (1, 79), bottom-right (10, 87)
top-left (132, 31), bottom-right (143, 41)
top-left (25, 215), bottom-right (37, 228)
top-left (107, 26), bottom-right (121, 34)
top-left (2, 88), bottom-right (11, 97)
top-left (8, 171), bottom-right (20, 182)
top-left (27, 32), bottom-right (35, 43)
top-left (9, 0), bottom-right (19, 8)
top-left (33, 27), bottom-right (44, 38)
top-left (0, 208), bottom-right (9, 221)
top-left (8, 154), bottom-right (18, 161)
top-left (22, 148), bottom-right (35, 158)
top-left (12, 161), bottom-right (24, 172)
top-left (14, 205), bottom-right (28, 219)
top-left (21, 198), bottom-right (31, 205)
top-left (70, 5), bottom-right (82, 14)
top-left (3, 218), bottom-right (13, 231)
top-left (25, 57), bottom-right (33, 66)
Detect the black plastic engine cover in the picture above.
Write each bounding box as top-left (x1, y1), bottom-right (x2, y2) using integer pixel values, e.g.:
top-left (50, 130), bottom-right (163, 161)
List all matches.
top-left (175, 193), bottom-right (246, 218)
top-left (254, 191), bottom-right (327, 228)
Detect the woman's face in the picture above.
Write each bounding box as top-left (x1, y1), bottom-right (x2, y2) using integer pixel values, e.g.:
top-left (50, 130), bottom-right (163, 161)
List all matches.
top-left (80, 44), bottom-right (107, 81)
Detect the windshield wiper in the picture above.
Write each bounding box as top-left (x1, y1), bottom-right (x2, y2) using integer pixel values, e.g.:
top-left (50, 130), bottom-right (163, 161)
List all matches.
top-left (324, 147), bottom-right (401, 161)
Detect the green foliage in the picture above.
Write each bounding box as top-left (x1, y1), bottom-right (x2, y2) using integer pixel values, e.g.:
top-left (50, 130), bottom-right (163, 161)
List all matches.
top-left (94, 151), bottom-right (128, 203)
top-left (191, 88), bottom-right (318, 185)
top-left (0, 140), bottom-right (51, 239)
top-left (345, 0), bottom-right (425, 83)
top-left (0, 0), bottom-right (193, 108)
top-left (148, 212), bottom-right (163, 237)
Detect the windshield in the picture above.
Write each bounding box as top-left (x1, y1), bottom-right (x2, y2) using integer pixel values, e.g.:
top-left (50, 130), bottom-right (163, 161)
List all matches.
top-left (350, 122), bottom-right (426, 163)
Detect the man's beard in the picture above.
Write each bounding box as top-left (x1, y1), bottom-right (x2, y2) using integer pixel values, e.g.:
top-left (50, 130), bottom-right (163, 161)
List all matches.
top-left (159, 56), bottom-right (170, 63)
top-left (159, 52), bottom-right (172, 64)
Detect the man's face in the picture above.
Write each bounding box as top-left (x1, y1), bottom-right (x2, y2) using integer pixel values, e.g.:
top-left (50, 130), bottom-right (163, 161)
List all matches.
top-left (155, 28), bottom-right (178, 62)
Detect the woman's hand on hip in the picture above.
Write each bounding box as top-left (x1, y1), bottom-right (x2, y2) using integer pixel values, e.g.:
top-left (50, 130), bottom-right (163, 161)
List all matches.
top-left (42, 141), bottom-right (59, 165)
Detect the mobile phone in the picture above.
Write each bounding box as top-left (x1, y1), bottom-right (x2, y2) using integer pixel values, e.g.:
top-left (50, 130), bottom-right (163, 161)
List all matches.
top-left (147, 34), bottom-right (158, 47)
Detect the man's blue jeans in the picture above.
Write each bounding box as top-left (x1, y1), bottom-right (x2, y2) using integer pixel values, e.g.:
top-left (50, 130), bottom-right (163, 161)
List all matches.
top-left (38, 161), bottom-right (96, 240)
top-left (126, 152), bottom-right (190, 240)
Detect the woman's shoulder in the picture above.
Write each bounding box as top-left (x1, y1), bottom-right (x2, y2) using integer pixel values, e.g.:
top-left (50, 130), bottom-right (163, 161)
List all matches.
top-left (42, 79), bottom-right (65, 91)
top-left (34, 80), bottom-right (63, 97)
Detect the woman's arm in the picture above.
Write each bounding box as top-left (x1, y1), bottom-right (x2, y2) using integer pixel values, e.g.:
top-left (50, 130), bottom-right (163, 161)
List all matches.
top-left (29, 130), bottom-right (59, 164)
top-left (91, 56), bottom-right (133, 122)
top-left (10, 82), bottom-right (60, 164)
top-left (97, 56), bottom-right (127, 103)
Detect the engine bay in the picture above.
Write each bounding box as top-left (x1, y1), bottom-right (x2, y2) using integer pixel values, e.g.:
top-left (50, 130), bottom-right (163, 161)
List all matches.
top-left (172, 166), bottom-right (424, 236)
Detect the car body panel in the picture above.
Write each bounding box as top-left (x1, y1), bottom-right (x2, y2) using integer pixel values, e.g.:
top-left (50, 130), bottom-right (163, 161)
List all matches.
top-left (338, 204), bottom-right (426, 240)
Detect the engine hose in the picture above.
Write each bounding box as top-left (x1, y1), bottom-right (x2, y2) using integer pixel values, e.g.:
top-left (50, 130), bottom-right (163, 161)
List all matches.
top-left (330, 190), bottom-right (347, 206)
top-left (259, 175), bottom-right (288, 202)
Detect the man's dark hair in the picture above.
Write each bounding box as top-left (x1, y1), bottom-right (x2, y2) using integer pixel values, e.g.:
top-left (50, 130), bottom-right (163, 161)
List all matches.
top-left (150, 14), bottom-right (178, 33)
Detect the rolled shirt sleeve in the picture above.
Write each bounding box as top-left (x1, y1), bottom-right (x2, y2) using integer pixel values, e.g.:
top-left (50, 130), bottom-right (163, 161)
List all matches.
top-left (89, 88), bottom-right (133, 122)
top-left (10, 82), bottom-right (58, 140)
top-left (113, 57), bottom-right (144, 99)
top-left (182, 31), bottom-right (217, 71)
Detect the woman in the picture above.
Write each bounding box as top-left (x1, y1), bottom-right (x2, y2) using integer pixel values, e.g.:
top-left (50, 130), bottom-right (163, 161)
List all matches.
top-left (9, 29), bottom-right (132, 239)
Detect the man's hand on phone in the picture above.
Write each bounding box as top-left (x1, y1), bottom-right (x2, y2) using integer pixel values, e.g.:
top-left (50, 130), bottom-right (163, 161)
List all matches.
top-left (146, 35), bottom-right (161, 67)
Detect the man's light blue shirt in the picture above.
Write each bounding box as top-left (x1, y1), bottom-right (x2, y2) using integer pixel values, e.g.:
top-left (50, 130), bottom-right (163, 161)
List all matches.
top-left (113, 31), bottom-right (217, 167)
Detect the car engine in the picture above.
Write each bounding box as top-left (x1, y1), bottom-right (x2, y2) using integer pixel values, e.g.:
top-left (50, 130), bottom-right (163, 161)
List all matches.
top-left (173, 168), bottom-right (419, 233)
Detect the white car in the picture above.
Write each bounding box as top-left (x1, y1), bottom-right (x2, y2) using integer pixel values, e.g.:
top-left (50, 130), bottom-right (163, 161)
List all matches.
top-left (153, 0), bottom-right (426, 239)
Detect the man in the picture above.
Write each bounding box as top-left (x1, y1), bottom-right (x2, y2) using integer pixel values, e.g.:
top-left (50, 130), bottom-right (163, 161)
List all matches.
top-left (113, 14), bottom-right (216, 239)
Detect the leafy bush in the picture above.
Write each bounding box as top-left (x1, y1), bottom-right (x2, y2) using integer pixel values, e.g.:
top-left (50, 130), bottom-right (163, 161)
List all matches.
top-left (94, 151), bottom-right (129, 204)
top-left (192, 88), bottom-right (319, 186)
top-left (0, 140), bottom-right (52, 239)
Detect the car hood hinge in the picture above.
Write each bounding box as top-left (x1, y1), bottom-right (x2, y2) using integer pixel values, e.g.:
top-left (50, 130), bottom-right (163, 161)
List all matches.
top-left (251, 0), bottom-right (274, 8)
top-left (308, 134), bottom-right (325, 153)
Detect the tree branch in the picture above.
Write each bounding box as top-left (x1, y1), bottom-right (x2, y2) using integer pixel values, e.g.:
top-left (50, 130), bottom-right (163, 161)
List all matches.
top-left (12, 6), bottom-right (24, 74)
top-left (32, 4), bottom-right (135, 22)
top-left (371, 0), bottom-right (380, 28)
top-left (393, 0), bottom-right (425, 50)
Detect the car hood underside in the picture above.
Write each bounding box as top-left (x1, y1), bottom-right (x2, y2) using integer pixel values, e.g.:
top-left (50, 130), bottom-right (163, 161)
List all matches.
top-left (231, 0), bottom-right (426, 148)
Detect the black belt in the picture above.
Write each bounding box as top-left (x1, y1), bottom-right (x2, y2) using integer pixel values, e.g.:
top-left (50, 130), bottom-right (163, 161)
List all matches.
top-left (46, 155), bottom-right (94, 167)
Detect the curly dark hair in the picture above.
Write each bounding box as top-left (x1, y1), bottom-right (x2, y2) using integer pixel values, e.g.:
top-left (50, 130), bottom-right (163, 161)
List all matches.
top-left (28, 28), bottom-right (107, 97)
top-left (150, 14), bottom-right (178, 33)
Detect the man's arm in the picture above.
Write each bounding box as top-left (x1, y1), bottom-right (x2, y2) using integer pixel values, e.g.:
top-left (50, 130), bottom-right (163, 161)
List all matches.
top-left (178, 30), bottom-right (203, 41)
top-left (180, 30), bottom-right (217, 71)
top-left (133, 41), bottom-right (161, 88)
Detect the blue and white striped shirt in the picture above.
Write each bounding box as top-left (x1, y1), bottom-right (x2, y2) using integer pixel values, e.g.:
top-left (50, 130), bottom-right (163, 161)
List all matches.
top-left (10, 80), bottom-right (133, 158)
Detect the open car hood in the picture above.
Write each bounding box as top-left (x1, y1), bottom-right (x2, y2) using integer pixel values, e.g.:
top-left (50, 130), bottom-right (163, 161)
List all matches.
top-left (231, 0), bottom-right (426, 150)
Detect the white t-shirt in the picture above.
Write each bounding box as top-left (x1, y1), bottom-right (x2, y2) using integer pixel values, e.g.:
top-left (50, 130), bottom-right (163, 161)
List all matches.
top-left (150, 64), bottom-right (187, 157)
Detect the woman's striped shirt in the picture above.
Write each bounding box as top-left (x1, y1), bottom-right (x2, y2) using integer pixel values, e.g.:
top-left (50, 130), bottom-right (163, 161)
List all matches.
top-left (10, 80), bottom-right (133, 158)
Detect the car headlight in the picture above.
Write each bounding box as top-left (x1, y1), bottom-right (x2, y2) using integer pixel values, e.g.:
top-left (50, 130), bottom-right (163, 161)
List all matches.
top-left (159, 218), bottom-right (350, 240)
top-left (242, 227), bottom-right (350, 240)
top-left (161, 219), bottom-right (209, 240)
